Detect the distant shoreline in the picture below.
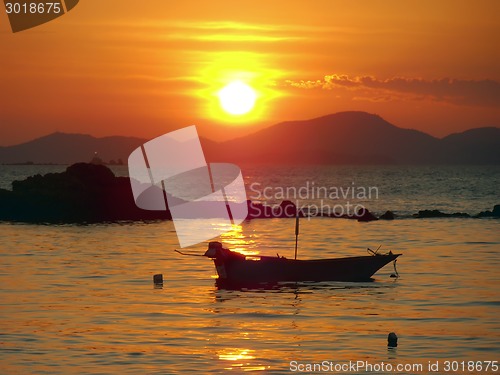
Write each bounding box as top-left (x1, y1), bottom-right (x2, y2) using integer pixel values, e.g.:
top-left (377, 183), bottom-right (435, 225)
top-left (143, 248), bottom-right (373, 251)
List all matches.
top-left (0, 163), bottom-right (498, 224)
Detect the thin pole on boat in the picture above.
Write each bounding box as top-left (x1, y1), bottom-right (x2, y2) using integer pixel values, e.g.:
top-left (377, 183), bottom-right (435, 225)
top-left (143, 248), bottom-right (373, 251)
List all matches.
top-left (174, 249), bottom-right (205, 257)
top-left (294, 213), bottom-right (299, 260)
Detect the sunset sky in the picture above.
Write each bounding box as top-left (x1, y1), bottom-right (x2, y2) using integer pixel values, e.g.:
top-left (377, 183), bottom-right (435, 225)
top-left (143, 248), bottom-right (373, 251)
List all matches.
top-left (1, 0), bottom-right (499, 146)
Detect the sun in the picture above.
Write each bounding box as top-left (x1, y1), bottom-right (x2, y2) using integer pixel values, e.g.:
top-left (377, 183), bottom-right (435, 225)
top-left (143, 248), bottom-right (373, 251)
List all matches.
top-left (217, 81), bottom-right (257, 116)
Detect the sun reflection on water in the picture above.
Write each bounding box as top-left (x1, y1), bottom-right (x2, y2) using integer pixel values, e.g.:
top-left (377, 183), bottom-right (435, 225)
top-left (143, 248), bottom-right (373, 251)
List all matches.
top-left (218, 348), bottom-right (269, 372)
top-left (218, 348), bottom-right (255, 361)
top-left (218, 224), bottom-right (258, 256)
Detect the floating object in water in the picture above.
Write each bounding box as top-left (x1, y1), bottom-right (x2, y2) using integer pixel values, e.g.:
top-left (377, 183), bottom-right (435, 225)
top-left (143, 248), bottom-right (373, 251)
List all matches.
top-left (153, 274), bottom-right (163, 285)
top-left (388, 332), bottom-right (398, 347)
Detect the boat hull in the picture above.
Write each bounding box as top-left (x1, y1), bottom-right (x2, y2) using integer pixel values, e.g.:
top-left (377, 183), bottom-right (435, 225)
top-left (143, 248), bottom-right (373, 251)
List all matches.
top-left (212, 253), bottom-right (401, 284)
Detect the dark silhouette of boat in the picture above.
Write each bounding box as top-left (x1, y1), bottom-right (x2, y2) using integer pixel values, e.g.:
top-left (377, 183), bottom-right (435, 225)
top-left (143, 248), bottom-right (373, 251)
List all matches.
top-left (202, 241), bottom-right (401, 285)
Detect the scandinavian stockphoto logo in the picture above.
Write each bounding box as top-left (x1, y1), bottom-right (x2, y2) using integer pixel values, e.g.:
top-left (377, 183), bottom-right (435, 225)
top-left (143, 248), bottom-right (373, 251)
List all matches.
top-left (3, 0), bottom-right (79, 33)
top-left (128, 126), bottom-right (248, 248)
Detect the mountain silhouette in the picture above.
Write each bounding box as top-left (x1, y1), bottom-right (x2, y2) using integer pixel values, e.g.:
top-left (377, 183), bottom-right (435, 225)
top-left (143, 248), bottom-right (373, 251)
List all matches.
top-left (440, 127), bottom-right (500, 164)
top-left (0, 112), bottom-right (498, 165)
top-left (0, 132), bottom-right (144, 165)
top-left (206, 112), bottom-right (499, 164)
top-left (206, 112), bottom-right (441, 164)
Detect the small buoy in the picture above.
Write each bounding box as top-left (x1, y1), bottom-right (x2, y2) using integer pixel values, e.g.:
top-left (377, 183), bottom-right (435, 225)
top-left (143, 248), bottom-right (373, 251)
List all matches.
top-left (388, 332), bottom-right (398, 347)
top-left (153, 274), bottom-right (163, 285)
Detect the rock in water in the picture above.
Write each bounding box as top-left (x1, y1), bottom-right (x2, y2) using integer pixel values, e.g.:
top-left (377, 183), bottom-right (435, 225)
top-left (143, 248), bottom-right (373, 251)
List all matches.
top-left (356, 207), bottom-right (378, 222)
top-left (379, 210), bottom-right (395, 220)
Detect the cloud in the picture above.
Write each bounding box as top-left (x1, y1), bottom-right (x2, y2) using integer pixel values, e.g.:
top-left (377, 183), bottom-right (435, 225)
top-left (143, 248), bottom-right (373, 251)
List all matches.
top-left (284, 74), bottom-right (500, 107)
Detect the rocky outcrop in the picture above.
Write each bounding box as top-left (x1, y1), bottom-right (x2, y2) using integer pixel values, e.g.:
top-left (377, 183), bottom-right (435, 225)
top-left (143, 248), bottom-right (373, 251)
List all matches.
top-left (0, 163), bottom-right (171, 223)
top-left (379, 210), bottom-right (395, 220)
top-left (476, 204), bottom-right (500, 218)
top-left (0, 164), bottom-right (497, 223)
top-left (355, 208), bottom-right (379, 222)
top-left (413, 209), bottom-right (470, 218)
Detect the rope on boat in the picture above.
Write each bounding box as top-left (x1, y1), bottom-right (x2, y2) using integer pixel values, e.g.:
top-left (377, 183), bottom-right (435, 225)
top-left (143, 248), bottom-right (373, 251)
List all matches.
top-left (391, 259), bottom-right (400, 278)
top-left (368, 245), bottom-right (400, 278)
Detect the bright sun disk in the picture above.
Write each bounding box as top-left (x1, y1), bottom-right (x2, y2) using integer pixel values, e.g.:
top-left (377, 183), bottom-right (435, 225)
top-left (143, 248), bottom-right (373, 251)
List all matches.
top-left (218, 81), bottom-right (256, 115)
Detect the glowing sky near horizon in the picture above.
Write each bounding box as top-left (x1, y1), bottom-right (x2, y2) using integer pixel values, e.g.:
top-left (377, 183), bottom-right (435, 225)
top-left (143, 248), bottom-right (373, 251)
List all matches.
top-left (0, 0), bottom-right (499, 145)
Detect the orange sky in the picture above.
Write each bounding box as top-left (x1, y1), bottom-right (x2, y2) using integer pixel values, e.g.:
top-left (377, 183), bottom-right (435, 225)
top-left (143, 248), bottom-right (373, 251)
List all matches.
top-left (1, 0), bottom-right (499, 146)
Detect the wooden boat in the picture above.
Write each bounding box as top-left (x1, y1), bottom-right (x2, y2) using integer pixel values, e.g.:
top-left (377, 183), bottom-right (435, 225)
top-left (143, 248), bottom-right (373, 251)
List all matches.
top-left (203, 241), bottom-right (401, 285)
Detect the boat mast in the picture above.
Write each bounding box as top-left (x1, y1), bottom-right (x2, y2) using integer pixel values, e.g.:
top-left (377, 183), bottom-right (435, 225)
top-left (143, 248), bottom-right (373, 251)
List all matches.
top-left (294, 213), bottom-right (299, 260)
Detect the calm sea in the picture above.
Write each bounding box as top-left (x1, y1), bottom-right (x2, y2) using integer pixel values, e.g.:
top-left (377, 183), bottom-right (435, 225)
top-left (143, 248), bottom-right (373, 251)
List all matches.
top-left (0, 165), bottom-right (499, 374)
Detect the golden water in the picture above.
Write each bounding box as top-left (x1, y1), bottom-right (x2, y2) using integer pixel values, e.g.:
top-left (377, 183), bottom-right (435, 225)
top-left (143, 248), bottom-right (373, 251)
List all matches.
top-left (1, 218), bottom-right (498, 374)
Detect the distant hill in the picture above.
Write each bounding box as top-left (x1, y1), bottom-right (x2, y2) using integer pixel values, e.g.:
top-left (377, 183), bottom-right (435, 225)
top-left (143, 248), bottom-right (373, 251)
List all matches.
top-left (1, 112), bottom-right (499, 164)
top-left (0, 133), bottom-right (144, 165)
top-left (207, 112), bottom-right (440, 164)
top-left (440, 127), bottom-right (500, 164)
top-left (206, 111), bottom-right (499, 164)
